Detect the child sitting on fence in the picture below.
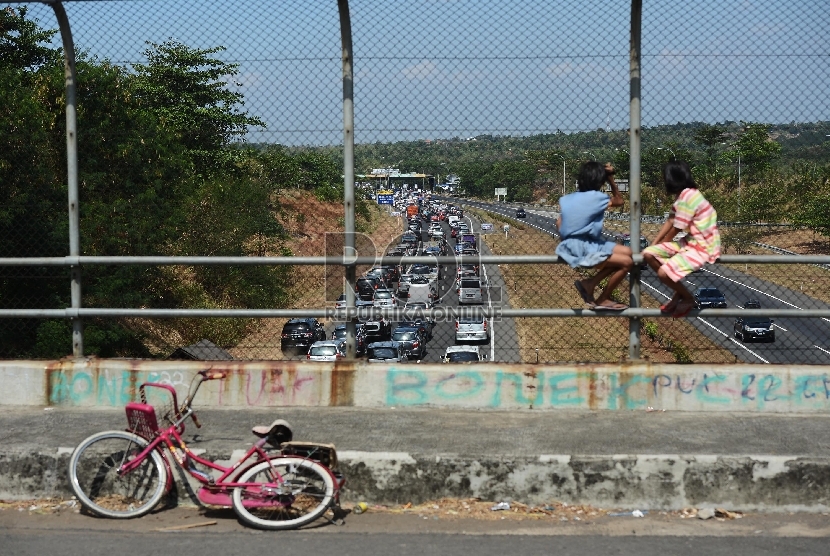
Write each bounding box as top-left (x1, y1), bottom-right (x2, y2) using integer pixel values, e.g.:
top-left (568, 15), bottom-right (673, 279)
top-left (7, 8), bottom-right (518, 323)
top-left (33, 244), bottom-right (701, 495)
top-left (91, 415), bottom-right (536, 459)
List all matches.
top-left (556, 161), bottom-right (633, 311)
top-left (643, 160), bottom-right (721, 318)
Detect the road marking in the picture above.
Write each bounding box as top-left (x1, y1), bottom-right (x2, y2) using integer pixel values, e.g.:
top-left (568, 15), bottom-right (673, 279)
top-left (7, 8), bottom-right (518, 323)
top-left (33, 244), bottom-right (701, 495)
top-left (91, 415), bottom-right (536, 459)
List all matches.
top-left (695, 317), bottom-right (771, 364)
top-left (466, 214), bottom-right (496, 362)
top-left (640, 281), bottom-right (770, 363)
top-left (701, 267), bottom-right (830, 324)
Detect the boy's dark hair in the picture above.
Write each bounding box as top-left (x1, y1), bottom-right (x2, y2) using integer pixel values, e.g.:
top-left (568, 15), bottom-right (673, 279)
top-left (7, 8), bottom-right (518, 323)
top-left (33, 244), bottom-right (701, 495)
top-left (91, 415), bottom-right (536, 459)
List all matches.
top-left (663, 160), bottom-right (696, 194)
top-left (577, 161), bottom-right (606, 192)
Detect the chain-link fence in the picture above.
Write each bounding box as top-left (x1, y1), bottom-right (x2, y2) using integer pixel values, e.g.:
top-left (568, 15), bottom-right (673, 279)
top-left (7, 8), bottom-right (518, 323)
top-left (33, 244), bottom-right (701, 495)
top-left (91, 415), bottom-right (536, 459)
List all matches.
top-left (1, 1), bottom-right (828, 364)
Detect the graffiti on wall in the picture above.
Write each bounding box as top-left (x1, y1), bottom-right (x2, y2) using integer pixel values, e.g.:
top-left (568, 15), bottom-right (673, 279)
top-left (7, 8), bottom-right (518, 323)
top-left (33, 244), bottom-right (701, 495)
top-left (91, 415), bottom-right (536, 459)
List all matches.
top-left (48, 367), bottom-right (321, 407)
top-left (386, 368), bottom-right (830, 411)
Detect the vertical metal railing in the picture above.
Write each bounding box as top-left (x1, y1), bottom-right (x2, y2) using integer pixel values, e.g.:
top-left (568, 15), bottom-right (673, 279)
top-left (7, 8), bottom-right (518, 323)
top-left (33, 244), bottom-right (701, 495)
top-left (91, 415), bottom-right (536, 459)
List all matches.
top-left (628, 0), bottom-right (642, 359)
top-left (49, 1), bottom-right (83, 357)
top-left (338, 0), bottom-right (357, 358)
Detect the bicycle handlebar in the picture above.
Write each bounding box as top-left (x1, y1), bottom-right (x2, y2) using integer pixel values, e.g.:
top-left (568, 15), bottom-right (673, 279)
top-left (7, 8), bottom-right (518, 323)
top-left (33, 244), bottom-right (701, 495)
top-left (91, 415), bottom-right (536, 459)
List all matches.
top-left (179, 370), bottom-right (227, 429)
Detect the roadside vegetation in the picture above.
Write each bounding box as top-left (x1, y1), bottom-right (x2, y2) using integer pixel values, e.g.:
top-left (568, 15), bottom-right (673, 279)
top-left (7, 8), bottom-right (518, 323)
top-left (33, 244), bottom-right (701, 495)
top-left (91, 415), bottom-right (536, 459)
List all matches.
top-left (0, 8), bottom-right (367, 358)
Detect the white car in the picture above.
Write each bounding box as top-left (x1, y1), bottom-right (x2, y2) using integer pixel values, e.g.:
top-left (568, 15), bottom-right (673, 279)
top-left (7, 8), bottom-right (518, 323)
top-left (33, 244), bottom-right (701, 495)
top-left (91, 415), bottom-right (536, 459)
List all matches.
top-left (307, 339), bottom-right (346, 361)
top-left (406, 281), bottom-right (439, 307)
top-left (442, 345), bottom-right (485, 363)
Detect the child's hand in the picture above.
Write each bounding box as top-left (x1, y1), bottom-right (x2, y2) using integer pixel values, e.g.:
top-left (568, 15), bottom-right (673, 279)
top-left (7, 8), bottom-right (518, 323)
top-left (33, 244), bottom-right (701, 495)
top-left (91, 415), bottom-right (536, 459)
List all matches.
top-left (604, 163), bottom-right (615, 176)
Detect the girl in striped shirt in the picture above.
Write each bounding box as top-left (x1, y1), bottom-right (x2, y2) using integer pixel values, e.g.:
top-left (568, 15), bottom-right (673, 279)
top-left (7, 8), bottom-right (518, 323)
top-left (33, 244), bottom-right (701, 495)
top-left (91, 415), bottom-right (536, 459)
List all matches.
top-left (643, 161), bottom-right (721, 318)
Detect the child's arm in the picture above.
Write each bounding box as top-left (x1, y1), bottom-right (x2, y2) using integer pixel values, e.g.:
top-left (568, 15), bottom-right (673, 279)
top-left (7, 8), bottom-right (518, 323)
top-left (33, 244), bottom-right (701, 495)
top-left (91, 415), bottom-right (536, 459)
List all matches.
top-left (652, 214), bottom-right (683, 244)
top-left (604, 164), bottom-right (624, 208)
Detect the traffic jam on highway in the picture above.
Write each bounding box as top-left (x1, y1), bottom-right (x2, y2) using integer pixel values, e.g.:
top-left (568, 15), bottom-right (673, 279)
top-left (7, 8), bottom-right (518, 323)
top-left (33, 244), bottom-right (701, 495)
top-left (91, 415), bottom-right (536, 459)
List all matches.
top-left (282, 190), bottom-right (508, 364)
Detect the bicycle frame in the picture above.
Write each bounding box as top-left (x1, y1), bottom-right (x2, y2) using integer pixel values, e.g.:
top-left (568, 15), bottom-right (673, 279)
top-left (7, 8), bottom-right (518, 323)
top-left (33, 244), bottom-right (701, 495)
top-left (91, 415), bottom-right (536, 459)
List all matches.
top-left (120, 375), bottom-right (300, 509)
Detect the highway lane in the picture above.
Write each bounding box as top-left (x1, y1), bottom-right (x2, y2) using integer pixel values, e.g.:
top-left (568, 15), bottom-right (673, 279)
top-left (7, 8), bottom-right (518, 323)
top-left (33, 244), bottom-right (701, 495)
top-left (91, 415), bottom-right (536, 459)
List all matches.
top-left (324, 207), bottom-right (521, 363)
top-left (447, 197), bottom-right (830, 365)
top-left (408, 211), bottom-right (520, 363)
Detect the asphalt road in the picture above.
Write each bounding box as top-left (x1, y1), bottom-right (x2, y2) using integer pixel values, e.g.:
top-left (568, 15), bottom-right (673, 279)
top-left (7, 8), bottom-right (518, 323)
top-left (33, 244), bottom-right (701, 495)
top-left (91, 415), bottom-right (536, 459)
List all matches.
top-left (2, 507), bottom-right (828, 556)
top-left (400, 211), bottom-right (520, 363)
top-left (319, 206), bottom-right (521, 362)
top-left (455, 198), bottom-right (830, 365)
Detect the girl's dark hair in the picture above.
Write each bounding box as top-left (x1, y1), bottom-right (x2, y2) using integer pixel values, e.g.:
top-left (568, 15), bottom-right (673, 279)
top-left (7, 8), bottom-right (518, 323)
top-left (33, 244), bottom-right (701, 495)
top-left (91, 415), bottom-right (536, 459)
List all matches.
top-left (663, 160), bottom-right (696, 194)
top-left (577, 161), bottom-right (606, 192)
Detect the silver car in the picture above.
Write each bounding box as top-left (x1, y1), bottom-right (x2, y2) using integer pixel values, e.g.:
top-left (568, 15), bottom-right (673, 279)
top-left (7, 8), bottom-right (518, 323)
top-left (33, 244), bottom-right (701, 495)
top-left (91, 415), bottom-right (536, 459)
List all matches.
top-left (457, 278), bottom-right (483, 305)
top-left (373, 288), bottom-right (398, 307)
top-left (455, 313), bottom-right (489, 343)
top-left (306, 339), bottom-right (346, 361)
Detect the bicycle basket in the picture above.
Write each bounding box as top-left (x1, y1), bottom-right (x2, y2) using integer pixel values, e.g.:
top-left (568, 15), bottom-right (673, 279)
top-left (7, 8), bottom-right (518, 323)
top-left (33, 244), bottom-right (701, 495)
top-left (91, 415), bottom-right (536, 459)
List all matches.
top-left (125, 383), bottom-right (182, 438)
top-left (281, 441), bottom-right (338, 470)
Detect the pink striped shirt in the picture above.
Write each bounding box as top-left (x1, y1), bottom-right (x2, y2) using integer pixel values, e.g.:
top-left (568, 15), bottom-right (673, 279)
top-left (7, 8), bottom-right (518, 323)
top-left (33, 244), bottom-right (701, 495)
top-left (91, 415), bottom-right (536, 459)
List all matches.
top-left (672, 188), bottom-right (721, 263)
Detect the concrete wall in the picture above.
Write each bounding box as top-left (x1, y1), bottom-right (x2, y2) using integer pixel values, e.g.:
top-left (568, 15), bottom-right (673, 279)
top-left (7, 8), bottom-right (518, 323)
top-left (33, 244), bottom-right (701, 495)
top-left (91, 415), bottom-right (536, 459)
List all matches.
top-left (3, 448), bottom-right (829, 512)
top-left (3, 359), bottom-right (830, 413)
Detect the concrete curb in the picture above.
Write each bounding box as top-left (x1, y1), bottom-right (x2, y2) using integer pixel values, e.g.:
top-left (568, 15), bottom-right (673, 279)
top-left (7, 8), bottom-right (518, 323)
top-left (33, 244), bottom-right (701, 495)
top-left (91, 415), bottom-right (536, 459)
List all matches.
top-left (3, 448), bottom-right (829, 512)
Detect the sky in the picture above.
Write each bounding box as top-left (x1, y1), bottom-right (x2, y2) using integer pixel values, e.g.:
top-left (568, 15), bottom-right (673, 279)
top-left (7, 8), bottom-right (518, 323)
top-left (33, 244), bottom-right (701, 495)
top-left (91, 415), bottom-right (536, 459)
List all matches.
top-left (10, 0), bottom-right (829, 146)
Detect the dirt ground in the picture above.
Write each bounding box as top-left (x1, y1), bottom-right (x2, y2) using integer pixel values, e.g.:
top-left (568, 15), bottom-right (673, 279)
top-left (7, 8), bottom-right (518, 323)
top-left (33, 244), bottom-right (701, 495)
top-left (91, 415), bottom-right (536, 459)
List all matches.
top-left (3, 498), bottom-right (830, 537)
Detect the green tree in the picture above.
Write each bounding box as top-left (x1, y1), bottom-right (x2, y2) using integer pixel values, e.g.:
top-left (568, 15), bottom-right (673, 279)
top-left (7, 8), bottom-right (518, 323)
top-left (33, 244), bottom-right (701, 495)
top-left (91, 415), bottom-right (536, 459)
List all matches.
top-left (693, 124), bottom-right (726, 185)
top-left (131, 41), bottom-right (265, 175)
top-left (0, 6), bottom-right (58, 70)
top-left (0, 8), bottom-right (69, 357)
top-left (482, 160), bottom-right (536, 202)
top-left (790, 163), bottom-right (830, 237)
top-left (724, 122), bottom-right (782, 182)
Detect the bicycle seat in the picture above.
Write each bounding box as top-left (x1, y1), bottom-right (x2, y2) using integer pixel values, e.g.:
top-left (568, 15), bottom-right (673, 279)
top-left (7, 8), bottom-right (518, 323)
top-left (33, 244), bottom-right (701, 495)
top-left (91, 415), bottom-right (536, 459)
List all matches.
top-left (251, 419), bottom-right (294, 447)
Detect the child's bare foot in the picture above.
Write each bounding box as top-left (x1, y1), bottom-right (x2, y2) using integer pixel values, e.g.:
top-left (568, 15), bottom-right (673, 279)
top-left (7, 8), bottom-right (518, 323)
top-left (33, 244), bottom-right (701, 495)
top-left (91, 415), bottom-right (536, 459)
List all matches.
top-left (660, 294), bottom-right (681, 314)
top-left (672, 298), bottom-right (696, 318)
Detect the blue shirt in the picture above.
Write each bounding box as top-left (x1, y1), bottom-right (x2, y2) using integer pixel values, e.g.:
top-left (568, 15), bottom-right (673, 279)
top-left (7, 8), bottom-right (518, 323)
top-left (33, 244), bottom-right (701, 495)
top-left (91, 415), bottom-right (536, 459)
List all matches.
top-left (558, 190), bottom-right (609, 240)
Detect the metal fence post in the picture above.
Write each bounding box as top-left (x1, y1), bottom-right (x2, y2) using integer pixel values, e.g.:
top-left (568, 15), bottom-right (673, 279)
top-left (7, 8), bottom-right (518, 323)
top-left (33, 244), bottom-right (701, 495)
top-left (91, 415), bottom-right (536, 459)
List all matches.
top-left (628, 0), bottom-right (642, 360)
top-left (338, 0), bottom-right (357, 358)
top-left (50, 1), bottom-right (84, 357)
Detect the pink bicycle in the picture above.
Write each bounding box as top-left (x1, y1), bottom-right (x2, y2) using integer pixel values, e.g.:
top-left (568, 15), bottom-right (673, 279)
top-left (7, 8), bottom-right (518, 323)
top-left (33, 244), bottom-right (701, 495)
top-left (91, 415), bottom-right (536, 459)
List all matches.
top-left (68, 370), bottom-right (345, 530)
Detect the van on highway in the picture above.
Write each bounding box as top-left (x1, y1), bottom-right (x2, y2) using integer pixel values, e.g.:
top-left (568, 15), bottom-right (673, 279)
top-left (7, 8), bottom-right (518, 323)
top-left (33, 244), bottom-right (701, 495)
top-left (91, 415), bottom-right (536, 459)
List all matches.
top-left (458, 278), bottom-right (483, 305)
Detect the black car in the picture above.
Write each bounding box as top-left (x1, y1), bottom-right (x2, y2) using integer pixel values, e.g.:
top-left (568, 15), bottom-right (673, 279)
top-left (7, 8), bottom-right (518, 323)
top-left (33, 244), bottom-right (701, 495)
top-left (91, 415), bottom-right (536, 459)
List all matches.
top-left (401, 232), bottom-right (419, 247)
top-left (280, 318), bottom-right (326, 353)
top-left (356, 276), bottom-right (383, 301)
top-left (515, 208), bottom-right (526, 218)
top-left (331, 323), bottom-right (367, 355)
top-left (693, 287), bottom-right (727, 309)
top-left (391, 326), bottom-right (426, 360)
top-left (734, 315), bottom-right (775, 342)
top-left (734, 299), bottom-right (774, 342)
top-left (399, 316), bottom-right (435, 341)
top-left (366, 267), bottom-right (396, 288)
